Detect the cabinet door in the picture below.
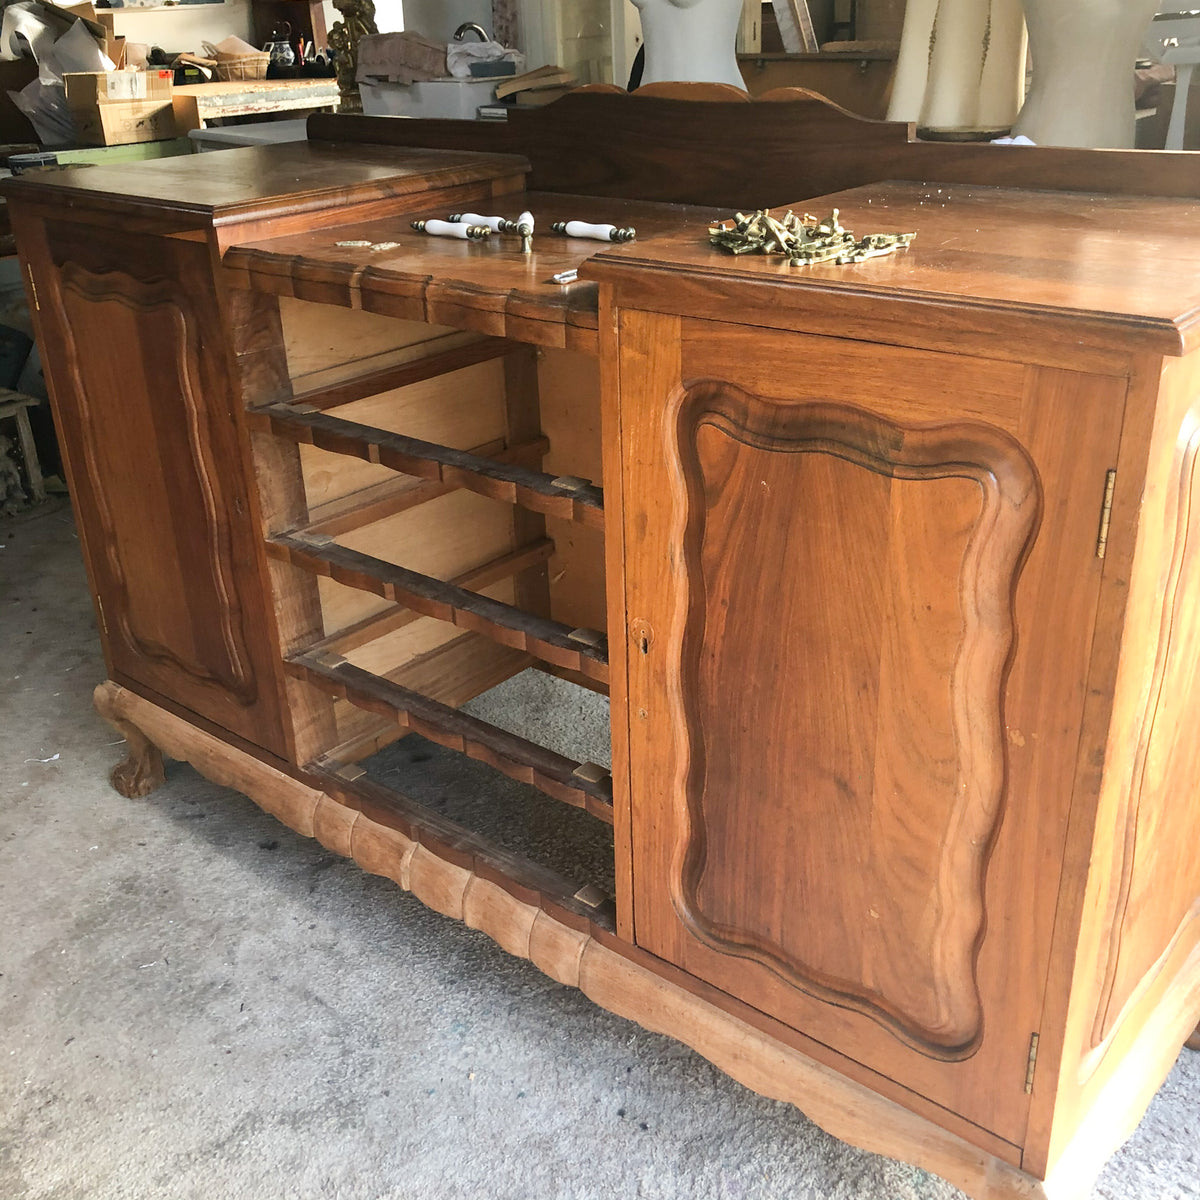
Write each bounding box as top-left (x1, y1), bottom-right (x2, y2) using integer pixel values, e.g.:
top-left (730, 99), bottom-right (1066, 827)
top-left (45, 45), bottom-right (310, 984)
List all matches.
top-left (21, 215), bottom-right (288, 758)
top-left (619, 311), bottom-right (1126, 1142)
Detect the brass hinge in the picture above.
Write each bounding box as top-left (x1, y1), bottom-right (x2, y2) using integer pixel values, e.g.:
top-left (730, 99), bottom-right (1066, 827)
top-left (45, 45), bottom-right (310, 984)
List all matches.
top-left (1024, 1032), bottom-right (1041, 1094)
top-left (25, 265), bottom-right (38, 312)
top-left (1096, 469), bottom-right (1117, 559)
top-left (95, 595), bottom-right (107, 636)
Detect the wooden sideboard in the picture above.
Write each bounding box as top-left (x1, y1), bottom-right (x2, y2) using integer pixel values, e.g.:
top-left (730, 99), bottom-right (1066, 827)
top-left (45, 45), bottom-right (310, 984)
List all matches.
top-left (4, 91), bottom-right (1198, 1200)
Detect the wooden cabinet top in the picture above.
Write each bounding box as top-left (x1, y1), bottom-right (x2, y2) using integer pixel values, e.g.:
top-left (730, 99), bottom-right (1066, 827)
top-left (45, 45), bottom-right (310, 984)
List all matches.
top-left (0, 142), bottom-right (530, 231)
top-left (586, 180), bottom-right (1200, 364)
top-left (8, 119), bottom-right (1200, 365)
top-left (222, 190), bottom-right (721, 353)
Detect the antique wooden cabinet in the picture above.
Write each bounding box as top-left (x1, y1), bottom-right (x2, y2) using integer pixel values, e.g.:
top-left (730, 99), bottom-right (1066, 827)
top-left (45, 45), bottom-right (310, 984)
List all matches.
top-left (586, 179), bottom-right (1200, 1180)
top-left (5, 93), bottom-right (1198, 1200)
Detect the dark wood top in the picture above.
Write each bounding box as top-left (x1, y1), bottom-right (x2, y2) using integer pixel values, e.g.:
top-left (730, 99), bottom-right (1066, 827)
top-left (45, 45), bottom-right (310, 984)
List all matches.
top-left (585, 181), bottom-right (1200, 358)
top-left (0, 142), bottom-right (530, 231)
top-left (308, 89), bottom-right (1200, 209)
top-left (224, 192), bottom-right (721, 353)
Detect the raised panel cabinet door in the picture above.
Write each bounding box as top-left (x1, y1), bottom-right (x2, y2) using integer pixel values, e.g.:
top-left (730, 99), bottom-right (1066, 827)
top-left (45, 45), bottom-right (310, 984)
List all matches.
top-left (22, 216), bottom-right (288, 757)
top-left (620, 311), bottom-right (1127, 1143)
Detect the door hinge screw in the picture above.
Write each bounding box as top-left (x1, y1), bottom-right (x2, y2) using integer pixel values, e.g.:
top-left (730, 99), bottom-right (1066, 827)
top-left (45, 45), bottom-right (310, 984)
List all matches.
top-left (1096, 470), bottom-right (1116, 559)
top-left (1024, 1032), bottom-right (1040, 1094)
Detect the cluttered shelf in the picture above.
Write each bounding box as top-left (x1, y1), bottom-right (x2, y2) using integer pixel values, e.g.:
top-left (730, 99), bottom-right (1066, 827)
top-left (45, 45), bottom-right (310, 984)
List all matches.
top-left (0, 1), bottom-right (338, 151)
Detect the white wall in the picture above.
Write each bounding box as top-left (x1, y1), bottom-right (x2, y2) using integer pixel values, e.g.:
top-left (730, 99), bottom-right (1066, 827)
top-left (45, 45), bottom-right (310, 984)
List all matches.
top-left (400, 0), bottom-right (486, 42)
top-left (104, 0), bottom-right (399, 56)
top-left (105, 1), bottom-right (251, 54)
top-left (374, 0), bottom-right (405, 32)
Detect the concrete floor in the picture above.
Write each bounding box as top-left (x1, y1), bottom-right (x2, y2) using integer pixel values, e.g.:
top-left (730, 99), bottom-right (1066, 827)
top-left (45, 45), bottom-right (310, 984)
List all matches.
top-left (2, 499), bottom-right (1197, 1200)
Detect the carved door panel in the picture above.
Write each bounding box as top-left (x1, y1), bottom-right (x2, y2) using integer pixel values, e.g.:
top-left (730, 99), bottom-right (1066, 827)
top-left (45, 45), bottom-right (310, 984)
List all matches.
top-left (27, 218), bottom-right (287, 757)
top-left (620, 312), bottom-right (1127, 1142)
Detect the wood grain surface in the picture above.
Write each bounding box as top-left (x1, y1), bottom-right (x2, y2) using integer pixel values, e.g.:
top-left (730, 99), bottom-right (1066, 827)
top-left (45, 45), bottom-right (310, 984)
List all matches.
top-left (223, 194), bottom-right (721, 354)
top-left (586, 182), bottom-right (1200, 361)
top-left (13, 214), bottom-right (290, 757)
top-left (308, 88), bottom-right (1200, 207)
top-left (620, 310), bottom-right (1128, 1145)
top-left (669, 384), bottom-right (1038, 1059)
top-left (1, 142), bottom-right (529, 233)
top-left (1022, 349), bottom-right (1200, 1177)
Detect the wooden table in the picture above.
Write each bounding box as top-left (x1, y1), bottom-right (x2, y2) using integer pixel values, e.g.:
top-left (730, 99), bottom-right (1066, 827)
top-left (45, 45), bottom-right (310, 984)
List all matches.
top-left (171, 78), bottom-right (339, 132)
top-left (3, 89), bottom-right (1197, 1200)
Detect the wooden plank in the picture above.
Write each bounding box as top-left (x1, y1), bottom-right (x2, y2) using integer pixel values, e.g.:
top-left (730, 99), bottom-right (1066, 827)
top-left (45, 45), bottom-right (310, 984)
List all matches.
top-left (383, 630), bottom-right (532, 703)
top-left (302, 437), bottom-right (549, 538)
top-left (306, 90), bottom-right (1200, 206)
top-left (253, 402), bottom-right (605, 531)
top-left (290, 338), bottom-right (520, 412)
top-left (278, 300), bottom-right (473, 389)
top-left (309, 538), bottom-right (556, 657)
top-left (307, 629), bottom-right (536, 764)
top-left (503, 344), bottom-right (553, 623)
top-left (310, 761), bottom-right (616, 930)
top-left (538, 347), bottom-right (609, 633)
top-left (269, 532), bottom-right (609, 684)
top-left (288, 651), bottom-right (615, 823)
top-left (772, 0), bottom-right (819, 53)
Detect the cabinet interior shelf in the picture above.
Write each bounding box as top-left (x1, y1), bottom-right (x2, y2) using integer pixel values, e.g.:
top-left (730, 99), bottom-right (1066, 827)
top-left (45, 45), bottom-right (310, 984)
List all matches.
top-left (250, 402), bottom-right (605, 530)
top-left (291, 649), bottom-right (616, 823)
top-left (309, 756), bottom-right (617, 931)
top-left (268, 532), bottom-right (609, 684)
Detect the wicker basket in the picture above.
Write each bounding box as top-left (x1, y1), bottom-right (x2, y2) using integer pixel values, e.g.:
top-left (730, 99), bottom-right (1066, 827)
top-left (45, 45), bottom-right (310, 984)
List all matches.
top-left (213, 53), bottom-right (270, 82)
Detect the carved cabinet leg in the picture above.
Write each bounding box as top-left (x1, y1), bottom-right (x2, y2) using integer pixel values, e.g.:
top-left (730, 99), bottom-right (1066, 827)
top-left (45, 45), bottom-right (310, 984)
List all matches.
top-left (93, 681), bottom-right (167, 798)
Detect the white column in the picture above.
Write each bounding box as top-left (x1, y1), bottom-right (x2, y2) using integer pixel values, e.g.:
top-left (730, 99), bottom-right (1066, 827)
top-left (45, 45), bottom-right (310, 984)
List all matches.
top-left (631, 0), bottom-right (745, 88)
top-left (889, 0), bottom-right (1026, 135)
top-left (1013, 0), bottom-right (1160, 148)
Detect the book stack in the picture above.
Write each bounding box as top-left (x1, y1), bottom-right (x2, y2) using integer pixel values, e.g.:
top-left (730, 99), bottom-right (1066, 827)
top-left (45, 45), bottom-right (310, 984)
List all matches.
top-left (494, 64), bottom-right (578, 106)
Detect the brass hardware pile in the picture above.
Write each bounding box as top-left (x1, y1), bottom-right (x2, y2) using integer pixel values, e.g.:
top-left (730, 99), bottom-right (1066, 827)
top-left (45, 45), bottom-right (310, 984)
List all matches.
top-left (709, 208), bottom-right (915, 267)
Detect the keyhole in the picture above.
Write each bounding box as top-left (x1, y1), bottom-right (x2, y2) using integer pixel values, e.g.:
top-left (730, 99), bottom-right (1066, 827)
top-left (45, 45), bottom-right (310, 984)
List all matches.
top-left (631, 618), bottom-right (653, 655)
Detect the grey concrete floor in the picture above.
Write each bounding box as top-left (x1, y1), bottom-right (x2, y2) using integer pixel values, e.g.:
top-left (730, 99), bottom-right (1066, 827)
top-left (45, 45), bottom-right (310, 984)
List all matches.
top-left (1, 499), bottom-right (1197, 1200)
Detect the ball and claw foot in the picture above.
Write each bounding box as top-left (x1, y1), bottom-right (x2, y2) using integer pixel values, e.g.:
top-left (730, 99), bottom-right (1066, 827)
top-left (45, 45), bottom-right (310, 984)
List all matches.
top-left (94, 681), bottom-right (166, 798)
top-left (110, 737), bottom-right (166, 798)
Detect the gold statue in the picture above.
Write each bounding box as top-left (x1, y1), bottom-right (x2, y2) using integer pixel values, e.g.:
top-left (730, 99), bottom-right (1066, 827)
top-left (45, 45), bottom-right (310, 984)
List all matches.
top-left (328, 0), bottom-right (379, 113)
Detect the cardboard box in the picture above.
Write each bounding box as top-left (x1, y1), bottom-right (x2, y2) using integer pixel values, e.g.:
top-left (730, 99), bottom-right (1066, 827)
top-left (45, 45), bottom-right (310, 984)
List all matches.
top-left (66, 68), bottom-right (172, 105)
top-left (64, 69), bottom-right (175, 145)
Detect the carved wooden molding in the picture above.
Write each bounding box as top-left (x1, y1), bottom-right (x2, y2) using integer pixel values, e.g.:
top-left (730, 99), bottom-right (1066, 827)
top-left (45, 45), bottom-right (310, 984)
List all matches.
top-left (665, 380), bottom-right (1040, 1059)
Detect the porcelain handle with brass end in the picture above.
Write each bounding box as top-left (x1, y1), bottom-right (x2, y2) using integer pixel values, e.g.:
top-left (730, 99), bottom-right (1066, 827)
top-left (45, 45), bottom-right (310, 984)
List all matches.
top-left (551, 220), bottom-right (636, 243)
top-left (411, 220), bottom-right (492, 241)
top-left (448, 213), bottom-right (508, 232)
